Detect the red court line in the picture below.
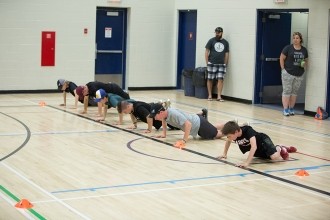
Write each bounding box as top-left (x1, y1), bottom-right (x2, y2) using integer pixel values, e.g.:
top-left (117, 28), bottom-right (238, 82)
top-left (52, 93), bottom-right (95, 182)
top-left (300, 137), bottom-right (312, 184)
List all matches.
top-left (296, 152), bottom-right (330, 162)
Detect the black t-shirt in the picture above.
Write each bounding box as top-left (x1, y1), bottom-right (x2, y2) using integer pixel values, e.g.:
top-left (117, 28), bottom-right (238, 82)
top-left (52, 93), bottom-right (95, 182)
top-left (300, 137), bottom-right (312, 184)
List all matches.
top-left (205, 37), bottom-right (229, 64)
top-left (65, 81), bottom-right (77, 97)
top-left (86, 82), bottom-right (130, 99)
top-left (282, 44), bottom-right (308, 76)
top-left (132, 101), bottom-right (152, 123)
top-left (235, 126), bottom-right (268, 154)
top-left (131, 101), bottom-right (164, 129)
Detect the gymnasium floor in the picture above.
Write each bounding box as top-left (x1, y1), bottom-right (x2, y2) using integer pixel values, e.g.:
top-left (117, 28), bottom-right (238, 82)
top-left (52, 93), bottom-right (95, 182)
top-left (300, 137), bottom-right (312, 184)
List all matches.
top-left (1, 90), bottom-right (329, 220)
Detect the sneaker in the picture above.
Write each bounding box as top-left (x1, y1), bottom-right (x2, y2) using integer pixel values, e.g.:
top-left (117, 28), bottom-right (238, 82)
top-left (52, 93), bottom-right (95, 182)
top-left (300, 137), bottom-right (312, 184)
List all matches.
top-left (242, 121), bottom-right (250, 126)
top-left (283, 109), bottom-right (290, 116)
top-left (164, 99), bottom-right (171, 109)
top-left (280, 146), bottom-right (289, 160)
top-left (288, 146), bottom-right (297, 153)
top-left (202, 108), bottom-right (208, 120)
top-left (289, 108), bottom-right (295, 115)
top-left (280, 145), bottom-right (297, 153)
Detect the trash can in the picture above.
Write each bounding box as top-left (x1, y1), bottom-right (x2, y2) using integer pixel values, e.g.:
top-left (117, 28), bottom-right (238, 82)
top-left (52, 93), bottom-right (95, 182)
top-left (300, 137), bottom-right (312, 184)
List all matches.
top-left (193, 67), bottom-right (208, 99)
top-left (182, 69), bottom-right (195, 97)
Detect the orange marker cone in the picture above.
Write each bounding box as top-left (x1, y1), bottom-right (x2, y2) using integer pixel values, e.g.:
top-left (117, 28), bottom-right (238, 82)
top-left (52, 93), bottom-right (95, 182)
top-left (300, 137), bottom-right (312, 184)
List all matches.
top-left (39, 101), bottom-right (46, 107)
top-left (295, 169), bottom-right (309, 176)
top-left (174, 140), bottom-right (186, 149)
top-left (15, 199), bottom-right (33, 209)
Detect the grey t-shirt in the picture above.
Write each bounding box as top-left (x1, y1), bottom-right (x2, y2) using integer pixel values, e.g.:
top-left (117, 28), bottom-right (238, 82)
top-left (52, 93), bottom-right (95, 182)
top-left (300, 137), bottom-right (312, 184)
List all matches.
top-left (205, 37), bottom-right (230, 64)
top-left (165, 108), bottom-right (200, 138)
top-left (282, 44), bottom-right (308, 77)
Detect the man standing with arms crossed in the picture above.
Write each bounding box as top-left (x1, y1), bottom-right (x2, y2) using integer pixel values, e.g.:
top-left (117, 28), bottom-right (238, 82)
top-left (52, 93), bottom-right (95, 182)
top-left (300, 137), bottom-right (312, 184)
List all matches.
top-left (205, 27), bottom-right (229, 101)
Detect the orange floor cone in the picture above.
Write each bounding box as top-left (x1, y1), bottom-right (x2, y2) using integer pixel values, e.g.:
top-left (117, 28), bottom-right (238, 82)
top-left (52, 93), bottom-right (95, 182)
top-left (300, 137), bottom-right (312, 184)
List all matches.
top-left (15, 199), bottom-right (33, 209)
top-left (295, 169), bottom-right (309, 176)
top-left (39, 101), bottom-right (46, 107)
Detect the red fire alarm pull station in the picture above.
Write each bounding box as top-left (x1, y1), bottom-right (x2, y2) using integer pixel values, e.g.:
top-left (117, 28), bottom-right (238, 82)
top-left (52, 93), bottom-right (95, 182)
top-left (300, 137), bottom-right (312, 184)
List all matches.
top-left (41, 31), bottom-right (55, 66)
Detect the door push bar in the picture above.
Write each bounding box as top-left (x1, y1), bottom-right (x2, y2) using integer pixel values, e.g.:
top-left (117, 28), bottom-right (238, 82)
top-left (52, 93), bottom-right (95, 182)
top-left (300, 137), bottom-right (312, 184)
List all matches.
top-left (95, 43), bottom-right (122, 59)
top-left (97, 50), bottom-right (123, 54)
top-left (265, 58), bottom-right (279, 61)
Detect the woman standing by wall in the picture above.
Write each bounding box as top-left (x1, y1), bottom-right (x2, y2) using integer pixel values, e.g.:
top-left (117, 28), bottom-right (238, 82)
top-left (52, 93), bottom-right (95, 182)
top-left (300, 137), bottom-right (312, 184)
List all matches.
top-left (280, 32), bottom-right (308, 116)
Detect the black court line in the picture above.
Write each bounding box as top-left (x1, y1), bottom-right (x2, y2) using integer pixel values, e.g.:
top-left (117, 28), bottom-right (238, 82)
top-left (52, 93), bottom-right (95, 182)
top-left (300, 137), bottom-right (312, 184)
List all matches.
top-left (0, 112), bottom-right (31, 161)
top-left (127, 137), bottom-right (223, 165)
top-left (49, 105), bottom-right (330, 197)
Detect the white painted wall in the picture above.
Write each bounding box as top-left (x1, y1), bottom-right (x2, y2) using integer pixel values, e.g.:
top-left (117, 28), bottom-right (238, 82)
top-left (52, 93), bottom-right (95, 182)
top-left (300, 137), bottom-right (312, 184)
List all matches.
top-left (291, 12), bottom-right (308, 103)
top-left (0, 0), bottom-right (329, 112)
top-left (0, 0), bottom-right (96, 90)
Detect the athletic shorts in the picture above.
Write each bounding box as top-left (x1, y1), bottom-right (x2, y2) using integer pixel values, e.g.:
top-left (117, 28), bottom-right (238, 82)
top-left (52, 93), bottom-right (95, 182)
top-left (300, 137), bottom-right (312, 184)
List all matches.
top-left (207, 62), bottom-right (226, 80)
top-left (253, 134), bottom-right (277, 159)
top-left (281, 70), bottom-right (304, 96)
top-left (197, 115), bottom-right (218, 139)
top-left (109, 83), bottom-right (130, 99)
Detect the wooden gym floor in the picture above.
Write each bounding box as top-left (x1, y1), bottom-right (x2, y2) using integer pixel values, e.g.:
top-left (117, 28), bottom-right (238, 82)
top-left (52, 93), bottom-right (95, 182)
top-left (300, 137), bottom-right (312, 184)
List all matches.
top-left (0, 90), bottom-right (329, 220)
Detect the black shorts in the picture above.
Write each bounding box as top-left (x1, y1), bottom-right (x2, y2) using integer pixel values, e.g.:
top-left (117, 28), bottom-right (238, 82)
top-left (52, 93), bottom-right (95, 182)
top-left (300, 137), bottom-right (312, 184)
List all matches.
top-left (197, 115), bottom-right (218, 139)
top-left (109, 83), bottom-right (130, 99)
top-left (254, 134), bottom-right (277, 159)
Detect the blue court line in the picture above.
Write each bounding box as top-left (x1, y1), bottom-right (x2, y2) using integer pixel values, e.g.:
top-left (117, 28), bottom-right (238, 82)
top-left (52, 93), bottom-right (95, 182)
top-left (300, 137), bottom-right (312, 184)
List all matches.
top-left (51, 172), bottom-right (255, 194)
top-left (0, 129), bottom-right (118, 137)
top-left (51, 163), bottom-right (330, 194)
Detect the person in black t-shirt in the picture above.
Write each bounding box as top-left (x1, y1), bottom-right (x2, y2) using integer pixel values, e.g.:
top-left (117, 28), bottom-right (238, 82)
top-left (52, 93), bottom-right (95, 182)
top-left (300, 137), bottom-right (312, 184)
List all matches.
top-left (57, 79), bottom-right (97, 108)
top-left (205, 27), bottom-right (230, 101)
top-left (280, 32), bottom-right (308, 116)
top-left (75, 81), bottom-right (129, 116)
top-left (218, 121), bottom-right (297, 168)
top-left (117, 100), bottom-right (178, 133)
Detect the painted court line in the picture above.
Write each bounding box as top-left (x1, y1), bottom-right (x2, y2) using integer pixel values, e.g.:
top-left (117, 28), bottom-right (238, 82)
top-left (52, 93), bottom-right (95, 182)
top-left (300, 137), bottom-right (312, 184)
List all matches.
top-left (51, 172), bottom-right (255, 194)
top-left (0, 129), bottom-right (118, 137)
top-left (35, 178), bottom-right (268, 204)
top-left (1, 162), bottom-right (91, 220)
top-left (266, 178), bottom-right (330, 200)
top-left (0, 112), bottom-right (31, 162)
top-left (50, 164), bottom-right (330, 195)
top-left (296, 152), bottom-right (330, 162)
top-left (0, 190), bottom-right (36, 220)
top-left (36, 170), bottom-right (330, 205)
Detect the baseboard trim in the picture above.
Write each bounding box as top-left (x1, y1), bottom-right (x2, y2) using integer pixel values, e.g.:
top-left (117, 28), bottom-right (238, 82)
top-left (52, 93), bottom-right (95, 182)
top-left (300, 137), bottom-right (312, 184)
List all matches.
top-left (0, 90), bottom-right (58, 94)
top-left (128, 87), bottom-right (177, 91)
top-left (220, 95), bottom-right (252, 104)
top-left (304, 110), bottom-right (316, 117)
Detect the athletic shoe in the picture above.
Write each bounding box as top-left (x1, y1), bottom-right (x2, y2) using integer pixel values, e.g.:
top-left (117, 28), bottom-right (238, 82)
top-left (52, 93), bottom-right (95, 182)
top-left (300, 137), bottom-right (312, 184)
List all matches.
top-left (280, 146), bottom-right (289, 160)
top-left (202, 108), bottom-right (208, 120)
top-left (242, 121), bottom-right (250, 126)
top-left (289, 108), bottom-right (295, 115)
top-left (280, 145), bottom-right (297, 153)
top-left (164, 99), bottom-right (171, 109)
top-left (283, 109), bottom-right (290, 116)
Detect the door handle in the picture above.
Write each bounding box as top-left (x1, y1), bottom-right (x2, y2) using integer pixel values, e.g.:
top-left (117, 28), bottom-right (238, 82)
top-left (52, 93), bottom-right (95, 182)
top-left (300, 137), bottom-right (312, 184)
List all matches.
top-left (265, 58), bottom-right (279, 61)
top-left (95, 43), bottom-right (97, 59)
